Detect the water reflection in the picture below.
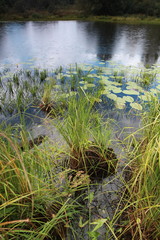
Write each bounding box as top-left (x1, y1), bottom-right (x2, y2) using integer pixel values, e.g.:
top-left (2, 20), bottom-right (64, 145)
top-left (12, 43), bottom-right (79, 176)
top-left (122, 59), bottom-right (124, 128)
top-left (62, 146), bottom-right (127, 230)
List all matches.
top-left (111, 25), bottom-right (146, 66)
top-left (111, 24), bottom-right (160, 66)
top-left (0, 21), bottom-right (160, 68)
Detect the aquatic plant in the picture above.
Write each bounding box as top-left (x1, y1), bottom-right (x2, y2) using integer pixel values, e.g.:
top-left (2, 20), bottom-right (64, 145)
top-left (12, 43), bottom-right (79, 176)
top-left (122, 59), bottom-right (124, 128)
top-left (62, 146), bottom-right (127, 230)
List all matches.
top-left (13, 73), bottom-right (20, 87)
top-left (26, 70), bottom-right (32, 78)
top-left (121, 96), bottom-right (160, 239)
top-left (139, 69), bottom-right (156, 86)
top-left (40, 69), bottom-right (48, 82)
top-left (34, 68), bottom-right (40, 76)
top-left (56, 88), bottom-right (117, 180)
top-left (0, 76), bottom-right (2, 87)
top-left (0, 125), bottom-right (87, 240)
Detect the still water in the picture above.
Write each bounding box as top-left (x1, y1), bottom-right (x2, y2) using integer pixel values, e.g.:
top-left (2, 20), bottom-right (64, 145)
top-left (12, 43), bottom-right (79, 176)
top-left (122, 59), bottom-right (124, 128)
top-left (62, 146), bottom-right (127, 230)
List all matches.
top-left (0, 20), bottom-right (160, 131)
top-left (0, 21), bottom-right (160, 68)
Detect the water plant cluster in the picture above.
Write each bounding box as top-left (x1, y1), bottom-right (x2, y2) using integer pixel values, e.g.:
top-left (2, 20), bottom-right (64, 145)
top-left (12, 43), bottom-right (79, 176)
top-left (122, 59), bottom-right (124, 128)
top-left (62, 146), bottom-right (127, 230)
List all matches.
top-left (0, 68), bottom-right (48, 117)
top-left (0, 63), bottom-right (160, 239)
top-left (1, 61), bottom-right (160, 117)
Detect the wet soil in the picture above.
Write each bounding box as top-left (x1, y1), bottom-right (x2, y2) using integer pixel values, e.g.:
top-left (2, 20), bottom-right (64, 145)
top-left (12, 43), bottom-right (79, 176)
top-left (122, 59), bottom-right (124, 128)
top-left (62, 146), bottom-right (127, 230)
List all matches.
top-left (70, 145), bottom-right (118, 181)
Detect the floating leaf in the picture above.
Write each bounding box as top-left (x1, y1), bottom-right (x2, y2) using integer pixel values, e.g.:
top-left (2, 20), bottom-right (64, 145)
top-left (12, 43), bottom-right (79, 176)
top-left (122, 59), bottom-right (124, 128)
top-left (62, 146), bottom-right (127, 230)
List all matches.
top-left (126, 85), bottom-right (143, 92)
top-left (101, 89), bottom-right (111, 95)
top-left (87, 74), bottom-right (94, 78)
top-left (127, 81), bottom-right (139, 87)
top-left (106, 85), bottom-right (116, 91)
top-left (123, 89), bottom-right (139, 95)
top-left (130, 102), bottom-right (142, 111)
top-left (123, 96), bottom-right (134, 103)
top-left (116, 103), bottom-right (125, 109)
top-left (111, 87), bottom-right (122, 93)
top-left (79, 81), bottom-right (85, 84)
top-left (115, 98), bottom-right (126, 109)
top-left (107, 93), bottom-right (118, 101)
top-left (111, 81), bottom-right (122, 86)
top-left (83, 83), bottom-right (95, 88)
top-left (139, 94), bottom-right (152, 101)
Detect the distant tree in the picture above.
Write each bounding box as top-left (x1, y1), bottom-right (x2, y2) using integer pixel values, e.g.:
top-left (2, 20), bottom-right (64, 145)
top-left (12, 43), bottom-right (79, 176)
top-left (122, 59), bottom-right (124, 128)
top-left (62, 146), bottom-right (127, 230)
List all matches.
top-left (13, 0), bottom-right (26, 13)
top-left (0, 0), bottom-right (7, 13)
top-left (0, 0), bottom-right (159, 16)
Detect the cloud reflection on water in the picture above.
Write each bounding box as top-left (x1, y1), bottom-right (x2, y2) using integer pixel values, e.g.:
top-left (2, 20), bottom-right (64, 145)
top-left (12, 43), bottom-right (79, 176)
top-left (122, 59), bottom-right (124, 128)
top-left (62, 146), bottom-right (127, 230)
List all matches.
top-left (0, 21), bottom-right (160, 68)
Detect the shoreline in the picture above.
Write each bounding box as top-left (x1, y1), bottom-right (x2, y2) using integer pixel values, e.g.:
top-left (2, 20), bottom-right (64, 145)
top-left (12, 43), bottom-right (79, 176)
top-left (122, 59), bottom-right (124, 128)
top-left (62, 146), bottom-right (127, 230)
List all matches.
top-left (0, 14), bottom-right (160, 25)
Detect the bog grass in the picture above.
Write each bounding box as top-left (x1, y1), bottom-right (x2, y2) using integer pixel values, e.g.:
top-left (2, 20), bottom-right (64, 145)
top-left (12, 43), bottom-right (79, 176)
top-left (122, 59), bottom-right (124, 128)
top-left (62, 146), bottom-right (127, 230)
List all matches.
top-left (0, 64), bottom-right (160, 239)
top-left (0, 124), bottom-right (90, 239)
top-left (121, 96), bottom-right (160, 239)
top-left (55, 87), bottom-right (117, 179)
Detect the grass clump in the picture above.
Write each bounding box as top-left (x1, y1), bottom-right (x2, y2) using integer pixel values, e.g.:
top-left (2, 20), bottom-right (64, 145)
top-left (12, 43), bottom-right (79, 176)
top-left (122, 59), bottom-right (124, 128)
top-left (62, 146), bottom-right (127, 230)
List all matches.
top-left (0, 125), bottom-right (88, 239)
top-left (121, 96), bottom-right (160, 239)
top-left (56, 88), bottom-right (118, 180)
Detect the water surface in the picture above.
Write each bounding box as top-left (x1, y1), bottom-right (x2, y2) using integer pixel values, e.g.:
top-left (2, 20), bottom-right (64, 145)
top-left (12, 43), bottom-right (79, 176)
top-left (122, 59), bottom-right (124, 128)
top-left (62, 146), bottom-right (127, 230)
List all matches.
top-left (0, 21), bottom-right (160, 68)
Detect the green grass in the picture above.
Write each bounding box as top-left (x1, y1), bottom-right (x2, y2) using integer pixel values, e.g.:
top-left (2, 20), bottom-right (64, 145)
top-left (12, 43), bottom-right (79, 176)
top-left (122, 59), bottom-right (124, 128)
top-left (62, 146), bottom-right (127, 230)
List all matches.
top-left (0, 124), bottom-right (89, 239)
top-left (55, 87), bottom-right (117, 178)
top-left (121, 96), bottom-right (160, 239)
top-left (0, 65), bottom-right (160, 239)
top-left (1, 11), bottom-right (160, 25)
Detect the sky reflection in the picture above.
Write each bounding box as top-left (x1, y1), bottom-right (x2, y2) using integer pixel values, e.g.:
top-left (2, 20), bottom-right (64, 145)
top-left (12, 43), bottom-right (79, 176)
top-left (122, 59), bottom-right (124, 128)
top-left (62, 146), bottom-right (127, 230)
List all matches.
top-left (0, 21), bottom-right (160, 68)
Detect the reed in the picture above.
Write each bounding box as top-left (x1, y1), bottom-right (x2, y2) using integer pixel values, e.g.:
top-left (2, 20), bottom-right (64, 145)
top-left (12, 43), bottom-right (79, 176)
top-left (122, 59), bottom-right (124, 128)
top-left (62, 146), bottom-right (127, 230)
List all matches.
top-left (0, 124), bottom-right (88, 239)
top-left (121, 95), bottom-right (160, 239)
top-left (56, 88), bottom-right (117, 180)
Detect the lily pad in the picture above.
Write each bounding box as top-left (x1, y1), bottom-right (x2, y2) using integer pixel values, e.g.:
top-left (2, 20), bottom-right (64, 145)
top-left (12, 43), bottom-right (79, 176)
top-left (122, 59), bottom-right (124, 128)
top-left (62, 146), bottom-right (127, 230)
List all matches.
top-left (101, 89), bottom-right (111, 95)
top-left (123, 96), bottom-right (134, 103)
top-left (83, 83), bottom-right (95, 88)
top-left (111, 87), bottom-right (122, 94)
top-left (126, 85), bottom-right (143, 92)
top-left (139, 94), bottom-right (152, 101)
top-left (106, 93), bottom-right (118, 101)
top-left (111, 82), bottom-right (122, 86)
top-left (79, 81), bottom-right (85, 84)
top-left (123, 89), bottom-right (139, 95)
top-left (130, 102), bottom-right (142, 111)
top-left (115, 97), bottom-right (126, 109)
top-left (115, 102), bottom-right (125, 109)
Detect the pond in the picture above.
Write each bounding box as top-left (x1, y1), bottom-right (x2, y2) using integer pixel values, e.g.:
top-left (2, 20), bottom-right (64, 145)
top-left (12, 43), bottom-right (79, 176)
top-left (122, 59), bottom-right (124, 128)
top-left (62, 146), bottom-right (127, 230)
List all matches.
top-left (0, 21), bottom-right (160, 131)
top-left (0, 21), bottom-right (160, 68)
top-left (0, 21), bottom-right (160, 240)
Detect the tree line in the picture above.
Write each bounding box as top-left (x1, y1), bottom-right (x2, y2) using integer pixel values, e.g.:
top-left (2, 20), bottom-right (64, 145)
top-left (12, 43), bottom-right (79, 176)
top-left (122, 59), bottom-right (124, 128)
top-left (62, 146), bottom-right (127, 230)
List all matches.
top-left (0, 0), bottom-right (160, 16)
top-left (77, 0), bottom-right (160, 16)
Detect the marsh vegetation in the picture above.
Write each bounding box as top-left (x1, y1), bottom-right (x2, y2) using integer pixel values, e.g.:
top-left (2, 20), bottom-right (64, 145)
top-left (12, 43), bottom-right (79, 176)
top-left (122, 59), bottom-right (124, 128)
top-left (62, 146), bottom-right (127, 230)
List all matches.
top-left (0, 63), bottom-right (160, 239)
